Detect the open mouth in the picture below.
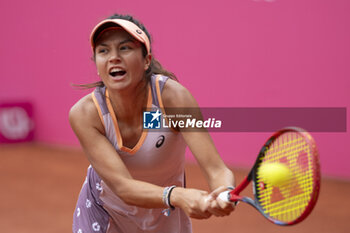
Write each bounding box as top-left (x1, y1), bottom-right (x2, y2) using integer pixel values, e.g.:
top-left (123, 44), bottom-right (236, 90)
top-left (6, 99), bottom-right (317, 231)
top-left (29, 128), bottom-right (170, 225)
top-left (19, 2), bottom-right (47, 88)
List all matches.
top-left (109, 68), bottom-right (126, 78)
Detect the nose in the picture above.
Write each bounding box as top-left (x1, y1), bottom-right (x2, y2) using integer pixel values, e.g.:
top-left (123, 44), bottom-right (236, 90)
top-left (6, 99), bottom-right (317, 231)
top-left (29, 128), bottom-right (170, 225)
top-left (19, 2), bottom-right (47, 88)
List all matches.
top-left (108, 48), bottom-right (121, 63)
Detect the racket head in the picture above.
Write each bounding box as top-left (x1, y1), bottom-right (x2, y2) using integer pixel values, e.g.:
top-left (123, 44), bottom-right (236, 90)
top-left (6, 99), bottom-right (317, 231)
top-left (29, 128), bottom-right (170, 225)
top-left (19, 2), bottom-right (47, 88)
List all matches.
top-left (252, 127), bottom-right (321, 225)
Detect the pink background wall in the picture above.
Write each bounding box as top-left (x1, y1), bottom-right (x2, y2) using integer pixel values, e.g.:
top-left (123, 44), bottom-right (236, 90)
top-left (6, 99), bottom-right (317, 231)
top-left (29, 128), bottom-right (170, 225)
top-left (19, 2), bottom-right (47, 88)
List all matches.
top-left (1, 0), bottom-right (349, 178)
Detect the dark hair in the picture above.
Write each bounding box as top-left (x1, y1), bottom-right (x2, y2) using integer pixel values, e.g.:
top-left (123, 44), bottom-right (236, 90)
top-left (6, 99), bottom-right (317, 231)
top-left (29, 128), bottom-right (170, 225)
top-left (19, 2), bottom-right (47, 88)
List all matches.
top-left (75, 14), bottom-right (177, 89)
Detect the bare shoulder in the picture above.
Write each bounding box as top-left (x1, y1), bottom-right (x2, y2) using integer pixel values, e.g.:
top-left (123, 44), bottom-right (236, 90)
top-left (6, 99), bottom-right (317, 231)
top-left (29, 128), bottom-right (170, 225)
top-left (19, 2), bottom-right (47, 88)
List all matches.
top-left (69, 94), bottom-right (95, 122)
top-left (162, 78), bottom-right (198, 108)
top-left (69, 94), bottom-right (104, 134)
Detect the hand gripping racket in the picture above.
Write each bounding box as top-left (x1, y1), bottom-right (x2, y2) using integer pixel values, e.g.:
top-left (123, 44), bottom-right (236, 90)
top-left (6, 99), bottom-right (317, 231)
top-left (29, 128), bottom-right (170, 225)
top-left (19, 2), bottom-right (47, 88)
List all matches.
top-left (219, 127), bottom-right (321, 226)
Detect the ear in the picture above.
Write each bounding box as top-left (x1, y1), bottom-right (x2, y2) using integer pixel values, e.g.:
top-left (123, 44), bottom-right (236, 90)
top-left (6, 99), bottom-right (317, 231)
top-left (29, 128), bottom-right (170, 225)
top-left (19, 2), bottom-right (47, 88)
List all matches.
top-left (144, 54), bottom-right (152, 71)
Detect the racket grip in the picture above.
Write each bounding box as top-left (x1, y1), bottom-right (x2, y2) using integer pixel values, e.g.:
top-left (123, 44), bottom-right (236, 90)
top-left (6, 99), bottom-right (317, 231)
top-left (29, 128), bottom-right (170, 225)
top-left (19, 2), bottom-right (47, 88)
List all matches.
top-left (218, 190), bottom-right (231, 203)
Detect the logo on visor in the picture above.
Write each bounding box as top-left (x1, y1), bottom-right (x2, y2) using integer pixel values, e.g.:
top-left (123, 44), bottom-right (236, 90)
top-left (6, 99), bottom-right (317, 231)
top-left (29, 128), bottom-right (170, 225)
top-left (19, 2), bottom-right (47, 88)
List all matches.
top-left (136, 29), bottom-right (143, 34)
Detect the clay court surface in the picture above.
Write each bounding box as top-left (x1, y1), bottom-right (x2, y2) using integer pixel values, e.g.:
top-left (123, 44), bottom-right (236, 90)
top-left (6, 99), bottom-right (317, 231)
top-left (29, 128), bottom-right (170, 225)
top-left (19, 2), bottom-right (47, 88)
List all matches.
top-left (1, 144), bottom-right (349, 233)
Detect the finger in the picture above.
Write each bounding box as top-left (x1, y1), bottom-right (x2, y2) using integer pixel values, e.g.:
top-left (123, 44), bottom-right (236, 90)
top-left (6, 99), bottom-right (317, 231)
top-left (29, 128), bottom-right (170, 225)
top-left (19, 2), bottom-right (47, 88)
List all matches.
top-left (208, 201), bottom-right (225, 217)
top-left (199, 190), bottom-right (209, 195)
top-left (209, 206), bottom-right (230, 217)
top-left (208, 208), bottom-right (224, 217)
top-left (209, 200), bottom-right (232, 217)
top-left (208, 186), bottom-right (227, 199)
top-left (193, 210), bottom-right (212, 219)
top-left (203, 211), bottom-right (212, 219)
top-left (217, 197), bottom-right (235, 210)
top-left (204, 195), bottom-right (214, 203)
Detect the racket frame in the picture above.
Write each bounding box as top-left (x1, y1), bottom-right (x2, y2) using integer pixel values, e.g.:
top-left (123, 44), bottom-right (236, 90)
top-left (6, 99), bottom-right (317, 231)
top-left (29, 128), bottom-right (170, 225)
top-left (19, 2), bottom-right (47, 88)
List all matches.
top-left (225, 127), bottom-right (321, 226)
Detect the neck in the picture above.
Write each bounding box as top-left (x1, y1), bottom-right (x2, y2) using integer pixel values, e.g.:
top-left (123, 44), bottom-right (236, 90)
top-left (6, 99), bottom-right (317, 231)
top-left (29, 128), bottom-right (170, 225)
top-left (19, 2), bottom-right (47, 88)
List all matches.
top-left (107, 80), bottom-right (149, 124)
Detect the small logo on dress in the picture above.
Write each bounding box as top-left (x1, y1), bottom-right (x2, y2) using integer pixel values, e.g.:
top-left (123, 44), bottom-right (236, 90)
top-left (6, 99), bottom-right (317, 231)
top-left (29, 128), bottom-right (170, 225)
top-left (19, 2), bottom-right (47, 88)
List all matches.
top-left (86, 199), bottom-right (92, 208)
top-left (156, 135), bottom-right (165, 148)
top-left (96, 183), bottom-right (102, 191)
top-left (92, 222), bottom-right (101, 231)
top-left (143, 110), bottom-right (162, 129)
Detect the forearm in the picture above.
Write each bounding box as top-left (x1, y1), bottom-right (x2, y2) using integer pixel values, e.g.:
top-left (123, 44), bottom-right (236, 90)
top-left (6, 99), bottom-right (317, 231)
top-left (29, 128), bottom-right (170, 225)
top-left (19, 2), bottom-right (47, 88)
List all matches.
top-left (104, 177), bottom-right (169, 209)
top-left (109, 179), bottom-right (212, 219)
top-left (207, 167), bottom-right (235, 191)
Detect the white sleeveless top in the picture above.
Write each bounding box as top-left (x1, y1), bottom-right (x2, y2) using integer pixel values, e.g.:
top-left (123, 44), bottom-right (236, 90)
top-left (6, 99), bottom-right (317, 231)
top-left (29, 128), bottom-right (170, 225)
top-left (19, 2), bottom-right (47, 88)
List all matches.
top-left (91, 74), bottom-right (192, 233)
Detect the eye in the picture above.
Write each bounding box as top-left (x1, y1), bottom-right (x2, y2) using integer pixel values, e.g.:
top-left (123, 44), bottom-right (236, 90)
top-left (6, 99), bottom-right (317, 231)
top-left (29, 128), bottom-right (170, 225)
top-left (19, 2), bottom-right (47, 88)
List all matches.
top-left (120, 41), bottom-right (137, 51)
top-left (120, 45), bottom-right (131, 51)
top-left (97, 48), bottom-right (108, 54)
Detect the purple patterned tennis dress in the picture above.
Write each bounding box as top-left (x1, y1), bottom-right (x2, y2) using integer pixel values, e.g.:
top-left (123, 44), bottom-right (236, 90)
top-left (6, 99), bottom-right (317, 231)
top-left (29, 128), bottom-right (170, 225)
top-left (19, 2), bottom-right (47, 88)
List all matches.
top-left (72, 75), bottom-right (192, 233)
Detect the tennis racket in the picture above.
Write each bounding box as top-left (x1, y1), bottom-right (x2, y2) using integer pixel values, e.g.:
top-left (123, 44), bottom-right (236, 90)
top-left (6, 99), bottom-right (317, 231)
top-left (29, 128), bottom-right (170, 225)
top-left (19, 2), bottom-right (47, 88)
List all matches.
top-left (219, 127), bottom-right (321, 226)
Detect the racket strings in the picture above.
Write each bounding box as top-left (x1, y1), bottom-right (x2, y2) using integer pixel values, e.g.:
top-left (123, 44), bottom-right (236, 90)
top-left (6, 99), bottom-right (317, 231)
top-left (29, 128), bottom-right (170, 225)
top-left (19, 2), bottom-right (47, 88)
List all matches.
top-left (256, 132), bottom-right (316, 223)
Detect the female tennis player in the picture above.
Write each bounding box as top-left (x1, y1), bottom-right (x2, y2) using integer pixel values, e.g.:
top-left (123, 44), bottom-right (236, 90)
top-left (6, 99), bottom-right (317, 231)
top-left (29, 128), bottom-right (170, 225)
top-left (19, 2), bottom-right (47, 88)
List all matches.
top-left (69, 13), bottom-right (235, 233)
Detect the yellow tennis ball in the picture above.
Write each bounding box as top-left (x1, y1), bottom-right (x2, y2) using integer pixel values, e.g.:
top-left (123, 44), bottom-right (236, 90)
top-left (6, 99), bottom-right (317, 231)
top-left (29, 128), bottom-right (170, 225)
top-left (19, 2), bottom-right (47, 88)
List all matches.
top-left (259, 163), bottom-right (291, 186)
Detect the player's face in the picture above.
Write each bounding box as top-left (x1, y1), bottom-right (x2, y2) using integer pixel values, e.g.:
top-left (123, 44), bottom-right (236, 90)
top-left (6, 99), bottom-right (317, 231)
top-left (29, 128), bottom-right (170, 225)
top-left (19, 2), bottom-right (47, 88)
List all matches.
top-left (94, 28), bottom-right (151, 92)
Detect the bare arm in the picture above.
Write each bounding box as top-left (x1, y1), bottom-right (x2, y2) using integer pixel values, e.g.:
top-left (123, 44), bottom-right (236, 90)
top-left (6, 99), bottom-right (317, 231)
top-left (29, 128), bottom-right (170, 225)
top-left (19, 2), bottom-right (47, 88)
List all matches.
top-left (162, 79), bottom-right (236, 217)
top-left (162, 79), bottom-right (235, 190)
top-left (69, 95), bottom-right (165, 208)
top-left (69, 94), bottom-right (211, 218)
